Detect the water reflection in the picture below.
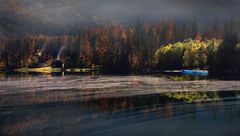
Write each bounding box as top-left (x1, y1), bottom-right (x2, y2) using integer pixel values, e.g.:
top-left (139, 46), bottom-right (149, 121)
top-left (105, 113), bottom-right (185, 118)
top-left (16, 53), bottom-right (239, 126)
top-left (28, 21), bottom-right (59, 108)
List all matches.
top-left (1, 92), bottom-right (240, 136)
top-left (1, 74), bottom-right (240, 136)
top-left (1, 75), bottom-right (240, 107)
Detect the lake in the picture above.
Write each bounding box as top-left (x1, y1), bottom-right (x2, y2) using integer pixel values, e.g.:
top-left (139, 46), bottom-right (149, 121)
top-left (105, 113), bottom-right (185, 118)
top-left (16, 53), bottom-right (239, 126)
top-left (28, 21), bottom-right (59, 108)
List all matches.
top-left (0, 73), bottom-right (240, 136)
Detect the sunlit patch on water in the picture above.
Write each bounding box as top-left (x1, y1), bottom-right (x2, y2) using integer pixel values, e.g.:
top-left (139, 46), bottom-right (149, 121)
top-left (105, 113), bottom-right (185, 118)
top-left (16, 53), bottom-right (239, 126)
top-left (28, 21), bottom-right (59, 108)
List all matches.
top-left (1, 75), bottom-right (240, 107)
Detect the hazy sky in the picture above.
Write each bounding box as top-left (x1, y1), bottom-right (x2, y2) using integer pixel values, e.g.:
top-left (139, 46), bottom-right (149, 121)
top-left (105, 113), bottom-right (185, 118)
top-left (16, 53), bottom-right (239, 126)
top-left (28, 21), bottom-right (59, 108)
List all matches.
top-left (2, 0), bottom-right (240, 25)
top-left (90, 0), bottom-right (240, 21)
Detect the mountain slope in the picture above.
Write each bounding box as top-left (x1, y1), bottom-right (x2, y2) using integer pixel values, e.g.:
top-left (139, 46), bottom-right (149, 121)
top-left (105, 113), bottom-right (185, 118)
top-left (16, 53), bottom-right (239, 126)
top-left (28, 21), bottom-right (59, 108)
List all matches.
top-left (0, 0), bottom-right (112, 35)
top-left (0, 0), bottom-right (239, 35)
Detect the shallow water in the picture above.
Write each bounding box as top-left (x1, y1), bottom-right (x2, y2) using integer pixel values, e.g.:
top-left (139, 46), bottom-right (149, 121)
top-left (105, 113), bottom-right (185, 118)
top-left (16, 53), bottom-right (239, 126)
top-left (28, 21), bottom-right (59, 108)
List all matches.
top-left (0, 74), bottom-right (240, 136)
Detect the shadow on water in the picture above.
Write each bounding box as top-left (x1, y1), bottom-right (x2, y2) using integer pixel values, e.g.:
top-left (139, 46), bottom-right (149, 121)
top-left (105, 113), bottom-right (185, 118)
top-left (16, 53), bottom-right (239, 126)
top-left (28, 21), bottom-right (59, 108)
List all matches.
top-left (1, 91), bottom-right (240, 136)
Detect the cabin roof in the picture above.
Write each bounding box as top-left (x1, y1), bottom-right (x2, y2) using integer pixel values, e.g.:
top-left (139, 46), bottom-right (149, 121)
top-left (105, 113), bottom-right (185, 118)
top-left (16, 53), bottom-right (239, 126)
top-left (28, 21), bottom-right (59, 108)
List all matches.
top-left (51, 60), bottom-right (63, 68)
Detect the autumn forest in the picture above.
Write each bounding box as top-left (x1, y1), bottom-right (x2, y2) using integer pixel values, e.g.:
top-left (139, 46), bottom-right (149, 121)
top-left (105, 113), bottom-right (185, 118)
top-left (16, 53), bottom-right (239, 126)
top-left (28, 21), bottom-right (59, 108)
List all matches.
top-left (1, 18), bottom-right (240, 74)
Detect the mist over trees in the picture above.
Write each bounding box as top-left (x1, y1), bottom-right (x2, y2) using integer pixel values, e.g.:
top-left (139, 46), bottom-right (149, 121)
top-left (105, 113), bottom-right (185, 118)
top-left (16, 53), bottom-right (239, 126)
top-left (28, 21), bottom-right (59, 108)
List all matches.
top-left (0, 0), bottom-right (239, 35)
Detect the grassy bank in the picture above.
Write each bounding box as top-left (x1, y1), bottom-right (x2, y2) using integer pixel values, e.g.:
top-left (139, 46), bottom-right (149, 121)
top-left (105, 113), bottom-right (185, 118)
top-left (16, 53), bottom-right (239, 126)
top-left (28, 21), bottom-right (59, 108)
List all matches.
top-left (14, 67), bottom-right (101, 73)
top-left (15, 67), bottom-right (62, 73)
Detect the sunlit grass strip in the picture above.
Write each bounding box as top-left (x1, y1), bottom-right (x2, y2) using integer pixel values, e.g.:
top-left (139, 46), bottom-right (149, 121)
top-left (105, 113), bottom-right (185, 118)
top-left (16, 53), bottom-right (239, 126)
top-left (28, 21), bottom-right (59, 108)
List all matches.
top-left (15, 67), bottom-right (101, 73)
top-left (65, 67), bottom-right (101, 73)
top-left (15, 67), bottom-right (62, 73)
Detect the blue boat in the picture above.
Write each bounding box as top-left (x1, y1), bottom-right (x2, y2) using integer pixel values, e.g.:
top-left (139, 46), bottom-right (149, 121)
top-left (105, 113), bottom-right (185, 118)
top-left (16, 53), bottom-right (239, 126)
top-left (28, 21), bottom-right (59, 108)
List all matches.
top-left (181, 69), bottom-right (208, 76)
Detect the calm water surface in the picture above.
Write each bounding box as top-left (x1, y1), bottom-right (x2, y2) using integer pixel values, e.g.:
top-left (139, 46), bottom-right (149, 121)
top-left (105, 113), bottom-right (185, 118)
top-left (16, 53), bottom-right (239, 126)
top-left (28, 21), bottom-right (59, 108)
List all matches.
top-left (0, 73), bottom-right (240, 136)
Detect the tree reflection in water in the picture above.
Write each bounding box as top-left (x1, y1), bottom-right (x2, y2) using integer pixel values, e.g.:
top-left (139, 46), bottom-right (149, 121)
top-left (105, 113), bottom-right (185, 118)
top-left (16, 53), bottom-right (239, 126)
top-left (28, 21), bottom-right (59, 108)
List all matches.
top-left (1, 74), bottom-right (240, 136)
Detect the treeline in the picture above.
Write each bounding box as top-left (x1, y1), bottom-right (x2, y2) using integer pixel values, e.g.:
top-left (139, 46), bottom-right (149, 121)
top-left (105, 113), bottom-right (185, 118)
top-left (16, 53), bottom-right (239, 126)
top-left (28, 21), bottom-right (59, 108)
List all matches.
top-left (154, 39), bottom-right (222, 70)
top-left (0, 19), bottom-right (237, 73)
top-left (154, 19), bottom-right (240, 74)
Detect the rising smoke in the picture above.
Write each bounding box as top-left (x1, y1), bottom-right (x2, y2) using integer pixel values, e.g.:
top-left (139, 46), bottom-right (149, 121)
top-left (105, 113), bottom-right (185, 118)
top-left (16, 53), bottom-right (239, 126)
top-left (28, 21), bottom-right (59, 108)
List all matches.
top-left (38, 43), bottom-right (48, 56)
top-left (57, 44), bottom-right (67, 60)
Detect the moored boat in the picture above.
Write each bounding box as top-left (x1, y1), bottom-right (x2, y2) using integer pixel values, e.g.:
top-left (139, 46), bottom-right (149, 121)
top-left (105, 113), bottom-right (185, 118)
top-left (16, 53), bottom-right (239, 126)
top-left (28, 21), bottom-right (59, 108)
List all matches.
top-left (181, 69), bottom-right (208, 76)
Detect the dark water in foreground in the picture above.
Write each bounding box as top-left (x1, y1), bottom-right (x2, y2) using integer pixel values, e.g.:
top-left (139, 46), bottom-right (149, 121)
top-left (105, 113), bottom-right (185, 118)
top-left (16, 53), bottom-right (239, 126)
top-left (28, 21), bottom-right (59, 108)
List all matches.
top-left (0, 74), bottom-right (240, 136)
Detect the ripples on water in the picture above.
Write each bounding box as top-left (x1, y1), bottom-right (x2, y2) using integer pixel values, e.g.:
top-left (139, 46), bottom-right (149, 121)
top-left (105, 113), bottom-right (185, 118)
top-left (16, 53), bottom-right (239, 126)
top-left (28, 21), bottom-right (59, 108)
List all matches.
top-left (0, 74), bottom-right (240, 136)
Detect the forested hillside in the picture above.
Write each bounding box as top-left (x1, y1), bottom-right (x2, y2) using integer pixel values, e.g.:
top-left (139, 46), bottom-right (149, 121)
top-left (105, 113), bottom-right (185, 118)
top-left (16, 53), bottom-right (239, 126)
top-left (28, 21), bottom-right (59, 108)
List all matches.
top-left (1, 0), bottom-right (240, 74)
top-left (0, 19), bottom-right (237, 72)
top-left (1, 0), bottom-right (239, 35)
top-left (154, 19), bottom-right (240, 74)
top-left (0, 0), bottom-right (113, 35)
